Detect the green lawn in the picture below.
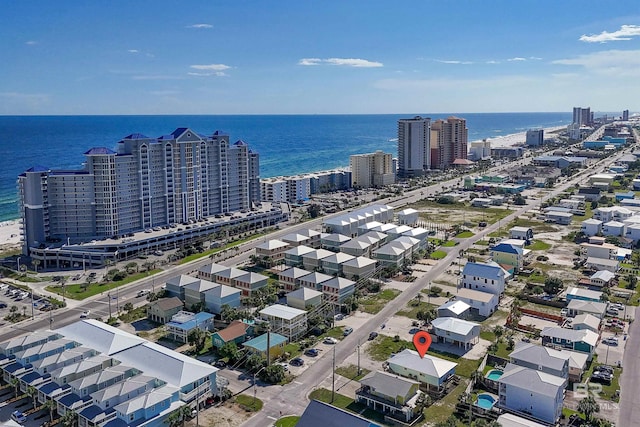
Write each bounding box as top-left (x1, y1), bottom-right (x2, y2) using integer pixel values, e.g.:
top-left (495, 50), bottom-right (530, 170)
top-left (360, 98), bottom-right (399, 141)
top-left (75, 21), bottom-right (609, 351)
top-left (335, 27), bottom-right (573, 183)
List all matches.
top-left (274, 416), bottom-right (300, 427)
top-left (396, 301), bottom-right (437, 319)
top-left (335, 364), bottom-right (371, 381)
top-left (423, 380), bottom-right (469, 424)
top-left (118, 306), bottom-right (147, 323)
top-left (234, 394), bottom-right (263, 412)
top-left (431, 250), bottom-right (447, 260)
top-left (442, 240), bottom-right (458, 247)
top-left (45, 269), bottom-right (162, 300)
top-left (456, 231), bottom-right (474, 238)
top-left (308, 388), bottom-right (386, 425)
top-left (283, 343), bottom-right (303, 358)
top-left (367, 335), bottom-right (413, 361)
top-left (359, 289), bottom-right (400, 314)
top-left (528, 240), bottom-right (552, 251)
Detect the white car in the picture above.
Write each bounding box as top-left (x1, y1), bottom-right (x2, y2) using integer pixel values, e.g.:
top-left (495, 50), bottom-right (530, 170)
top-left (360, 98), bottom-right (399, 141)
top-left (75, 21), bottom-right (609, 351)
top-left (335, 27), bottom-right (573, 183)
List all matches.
top-left (323, 337), bottom-right (338, 345)
top-left (80, 310), bottom-right (90, 318)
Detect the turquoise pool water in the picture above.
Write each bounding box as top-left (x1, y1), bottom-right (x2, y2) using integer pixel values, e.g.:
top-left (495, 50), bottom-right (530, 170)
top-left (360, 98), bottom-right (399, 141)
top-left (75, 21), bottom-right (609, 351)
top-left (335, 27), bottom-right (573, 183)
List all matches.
top-left (475, 394), bottom-right (496, 410)
top-left (486, 369), bottom-right (503, 381)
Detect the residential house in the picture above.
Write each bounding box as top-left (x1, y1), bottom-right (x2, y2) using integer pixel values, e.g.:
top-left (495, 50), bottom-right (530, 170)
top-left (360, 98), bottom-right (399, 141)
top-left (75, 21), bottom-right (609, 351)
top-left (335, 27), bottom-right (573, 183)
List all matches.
top-left (455, 288), bottom-right (499, 318)
top-left (147, 297), bottom-right (183, 324)
top-left (397, 208), bottom-right (419, 226)
top-left (566, 287), bottom-right (603, 303)
top-left (602, 221), bottom-right (625, 237)
top-left (278, 267), bottom-right (311, 292)
top-left (490, 243), bottom-right (524, 273)
top-left (593, 206), bottom-right (633, 222)
top-left (321, 252), bottom-right (355, 276)
top-left (302, 248), bottom-right (334, 271)
top-left (509, 227), bottom-right (533, 244)
top-left (356, 371), bottom-right (421, 423)
top-left (242, 332), bottom-right (287, 360)
top-left (183, 279), bottom-right (218, 309)
top-left (544, 211), bottom-right (573, 225)
top-left (197, 263), bottom-right (228, 282)
top-left (577, 187), bottom-right (601, 202)
top-left (625, 223), bottom-right (640, 242)
top-left (164, 275), bottom-right (199, 300)
top-left (496, 413), bottom-right (548, 427)
top-left (372, 244), bottom-right (407, 268)
top-left (387, 349), bottom-right (457, 391)
top-left (431, 318), bottom-right (480, 350)
top-left (232, 271), bottom-right (269, 298)
top-left (255, 239), bottom-right (289, 266)
top-left (437, 300), bottom-right (471, 319)
top-left (281, 232), bottom-right (312, 248)
top-left (401, 227), bottom-right (430, 249)
top-left (585, 257), bottom-right (619, 273)
top-left (0, 331), bottom-right (61, 358)
top-left (320, 233), bottom-right (351, 252)
top-left (297, 400), bottom-right (383, 427)
top-left (566, 300), bottom-right (607, 319)
top-left (342, 256), bottom-right (377, 281)
top-left (286, 287), bottom-right (323, 310)
top-left (165, 311), bottom-right (214, 343)
top-left (389, 236), bottom-right (420, 257)
top-left (581, 219), bottom-right (602, 237)
top-left (358, 221), bottom-right (384, 236)
top-left (339, 238), bottom-right (374, 258)
top-left (565, 350), bottom-right (590, 383)
top-left (203, 285), bottom-right (242, 315)
top-left (580, 243), bottom-right (618, 260)
top-left (589, 270), bottom-right (615, 287)
top-left (284, 245), bottom-right (315, 267)
top-left (299, 271), bottom-right (333, 291)
top-left (571, 314), bottom-right (600, 333)
top-left (541, 327), bottom-right (599, 355)
top-left (211, 321), bottom-right (251, 349)
top-left (211, 267), bottom-right (245, 287)
top-left (509, 342), bottom-right (569, 379)
top-left (460, 262), bottom-right (507, 296)
top-left (321, 277), bottom-right (356, 304)
top-left (497, 363), bottom-right (566, 425)
top-left (259, 304), bottom-right (308, 341)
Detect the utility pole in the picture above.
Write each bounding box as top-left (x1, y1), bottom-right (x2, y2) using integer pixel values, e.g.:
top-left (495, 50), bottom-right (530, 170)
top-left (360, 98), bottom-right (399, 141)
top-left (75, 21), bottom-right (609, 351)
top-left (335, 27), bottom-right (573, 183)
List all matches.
top-left (30, 288), bottom-right (34, 320)
top-left (331, 346), bottom-right (336, 403)
top-left (266, 324), bottom-right (271, 366)
top-left (108, 293), bottom-right (112, 319)
top-left (357, 340), bottom-right (361, 376)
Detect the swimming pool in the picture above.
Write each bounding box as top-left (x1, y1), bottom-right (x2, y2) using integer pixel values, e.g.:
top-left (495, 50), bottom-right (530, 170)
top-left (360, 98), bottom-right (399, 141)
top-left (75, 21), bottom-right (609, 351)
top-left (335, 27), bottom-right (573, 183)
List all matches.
top-left (475, 393), bottom-right (496, 410)
top-left (485, 369), bottom-right (503, 381)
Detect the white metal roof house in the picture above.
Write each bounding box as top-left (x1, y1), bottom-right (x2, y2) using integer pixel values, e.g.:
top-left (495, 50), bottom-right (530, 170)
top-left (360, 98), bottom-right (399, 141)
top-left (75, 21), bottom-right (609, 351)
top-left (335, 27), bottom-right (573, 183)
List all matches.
top-left (387, 349), bottom-right (457, 390)
top-left (585, 256), bottom-right (619, 273)
top-left (259, 304), bottom-right (308, 340)
top-left (541, 327), bottom-right (599, 355)
top-left (455, 288), bottom-right (499, 318)
top-left (589, 270), bottom-right (615, 287)
top-left (431, 318), bottom-right (480, 350)
top-left (571, 313), bottom-right (601, 333)
top-left (581, 218), bottom-right (602, 237)
top-left (460, 262), bottom-right (507, 296)
top-left (437, 300), bottom-right (471, 320)
top-left (498, 363), bottom-right (566, 425)
top-left (566, 299), bottom-right (607, 319)
top-left (509, 342), bottom-right (569, 379)
top-left (286, 287), bottom-right (323, 310)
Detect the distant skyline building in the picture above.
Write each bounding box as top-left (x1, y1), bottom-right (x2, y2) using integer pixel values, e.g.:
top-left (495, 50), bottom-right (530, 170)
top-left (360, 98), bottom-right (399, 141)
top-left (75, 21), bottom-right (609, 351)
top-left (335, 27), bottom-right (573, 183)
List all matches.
top-left (572, 107), bottom-right (592, 126)
top-left (349, 150), bottom-right (395, 188)
top-left (397, 116), bottom-right (431, 178)
top-left (623, 110), bottom-right (629, 121)
top-left (19, 128), bottom-right (260, 254)
top-left (260, 168), bottom-right (351, 203)
top-left (468, 139), bottom-right (491, 161)
top-left (525, 129), bottom-right (544, 146)
top-left (430, 116), bottom-right (468, 169)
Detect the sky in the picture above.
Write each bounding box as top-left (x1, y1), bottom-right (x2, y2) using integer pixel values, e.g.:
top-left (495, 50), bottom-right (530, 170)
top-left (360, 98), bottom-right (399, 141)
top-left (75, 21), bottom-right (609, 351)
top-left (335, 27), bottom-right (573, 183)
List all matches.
top-left (1, 1), bottom-right (640, 115)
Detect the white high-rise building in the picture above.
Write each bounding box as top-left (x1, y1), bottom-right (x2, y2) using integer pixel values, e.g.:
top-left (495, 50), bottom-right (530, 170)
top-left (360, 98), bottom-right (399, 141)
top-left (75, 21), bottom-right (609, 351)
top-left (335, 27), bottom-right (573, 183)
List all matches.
top-left (468, 139), bottom-right (491, 161)
top-left (349, 150), bottom-right (395, 188)
top-left (397, 116), bottom-right (430, 178)
top-left (573, 107), bottom-right (591, 126)
top-left (19, 128), bottom-right (260, 254)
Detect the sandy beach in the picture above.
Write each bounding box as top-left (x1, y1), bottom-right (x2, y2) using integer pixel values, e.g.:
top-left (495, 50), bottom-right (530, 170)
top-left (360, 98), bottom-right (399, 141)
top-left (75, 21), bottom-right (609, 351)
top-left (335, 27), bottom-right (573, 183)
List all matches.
top-left (471, 125), bottom-right (566, 148)
top-left (0, 220), bottom-right (21, 247)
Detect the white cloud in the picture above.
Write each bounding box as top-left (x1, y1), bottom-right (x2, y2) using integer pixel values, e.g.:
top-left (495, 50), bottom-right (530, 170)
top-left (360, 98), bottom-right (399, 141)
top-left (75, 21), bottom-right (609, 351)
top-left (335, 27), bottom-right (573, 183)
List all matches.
top-left (190, 64), bottom-right (231, 71)
top-left (436, 60), bottom-right (473, 64)
top-left (580, 24), bottom-right (640, 43)
top-left (553, 49), bottom-right (640, 77)
top-left (25, 41), bottom-right (37, 46)
top-left (187, 72), bottom-right (227, 77)
top-left (298, 57), bottom-right (383, 68)
top-left (507, 57), bottom-right (527, 62)
top-left (486, 60), bottom-right (500, 64)
top-left (529, 56), bottom-right (542, 60)
top-left (187, 23), bottom-right (213, 29)
top-left (127, 49), bottom-right (139, 53)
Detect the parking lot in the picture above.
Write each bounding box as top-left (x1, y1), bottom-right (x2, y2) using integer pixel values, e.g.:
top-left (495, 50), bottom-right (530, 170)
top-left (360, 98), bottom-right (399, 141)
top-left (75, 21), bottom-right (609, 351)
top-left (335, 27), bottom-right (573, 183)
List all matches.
top-left (0, 283), bottom-right (53, 327)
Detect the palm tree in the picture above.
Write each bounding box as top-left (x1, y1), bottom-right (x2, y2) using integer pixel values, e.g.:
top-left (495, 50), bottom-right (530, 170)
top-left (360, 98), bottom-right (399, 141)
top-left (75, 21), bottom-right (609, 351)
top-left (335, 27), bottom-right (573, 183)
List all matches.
top-left (10, 377), bottom-right (19, 397)
top-left (32, 259), bottom-right (41, 273)
top-left (27, 385), bottom-right (38, 409)
top-left (45, 399), bottom-right (56, 423)
top-left (61, 410), bottom-right (78, 427)
top-left (471, 369), bottom-right (484, 386)
top-left (577, 395), bottom-right (600, 422)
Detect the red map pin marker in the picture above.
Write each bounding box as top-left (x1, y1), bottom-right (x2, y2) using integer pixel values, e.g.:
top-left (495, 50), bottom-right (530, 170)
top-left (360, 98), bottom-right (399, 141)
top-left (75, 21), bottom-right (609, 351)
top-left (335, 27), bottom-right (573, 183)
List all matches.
top-left (413, 331), bottom-right (432, 358)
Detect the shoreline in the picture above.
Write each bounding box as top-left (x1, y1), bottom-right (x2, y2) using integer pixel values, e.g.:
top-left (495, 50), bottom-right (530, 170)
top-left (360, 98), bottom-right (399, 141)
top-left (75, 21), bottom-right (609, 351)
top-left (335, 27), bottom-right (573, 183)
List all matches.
top-left (0, 219), bottom-right (21, 248)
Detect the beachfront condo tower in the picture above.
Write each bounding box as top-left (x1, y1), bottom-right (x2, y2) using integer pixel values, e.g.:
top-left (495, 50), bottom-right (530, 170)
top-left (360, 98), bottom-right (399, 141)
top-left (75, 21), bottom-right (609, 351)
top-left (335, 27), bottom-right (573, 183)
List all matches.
top-left (397, 116), bottom-right (431, 178)
top-left (18, 128), bottom-right (260, 254)
top-left (349, 150), bottom-right (395, 188)
top-left (525, 129), bottom-right (544, 147)
top-left (572, 107), bottom-right (592, 126)
top-left (429, 116), bottom-right (468, 170)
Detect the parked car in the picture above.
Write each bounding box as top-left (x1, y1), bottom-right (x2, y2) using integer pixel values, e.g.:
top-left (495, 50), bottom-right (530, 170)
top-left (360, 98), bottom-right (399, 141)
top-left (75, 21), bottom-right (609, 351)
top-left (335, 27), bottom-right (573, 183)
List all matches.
top-left (213, 360), bottom-right (227, 368)
top-left (80, 310), bottom-right (90, 318)
top-left (368, 331), bottom-right (379, 341)
top-left (290, 357), bottom-right (304, 367)
top-left (334, 313), bottom-right (344, 321)
top-left (276, 362), bottom-right (289, 371)
top-left (606, 309), bottom-right (619, 316)
top-left (304, 348), bottom-right (319, 357)
top-left (603, 337), bottom-right (619, 346)
top-left (11, 411), bottom-right (27, 423)
top-left (323, 337), bottom-right (338, 345)
top-left (343, 327), bottom-right (353, 336)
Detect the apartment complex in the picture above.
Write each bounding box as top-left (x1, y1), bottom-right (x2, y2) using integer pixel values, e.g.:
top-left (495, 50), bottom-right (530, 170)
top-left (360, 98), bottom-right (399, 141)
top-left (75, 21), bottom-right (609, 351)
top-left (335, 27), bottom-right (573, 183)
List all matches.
top-left (349, 150), bottom-right (395, 188)
top-left (19, 128), bottom-right (260, 254)
top-left (397, 116), bottom-right (430, 178)
top-left (260, 168), bottom-right (351, 203)
top-left (429, 117), bottom-right (468, 170)
top-left (526, 129), bottom-right (544, 147)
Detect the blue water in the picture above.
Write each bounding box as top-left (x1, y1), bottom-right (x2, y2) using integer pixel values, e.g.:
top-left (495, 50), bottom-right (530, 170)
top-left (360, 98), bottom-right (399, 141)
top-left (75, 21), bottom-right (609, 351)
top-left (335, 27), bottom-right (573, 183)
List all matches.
top-left (475, 394), bottom-right (496, 409)
top-left (0, 113), bottom-right (571, 222)
top-left (486, 369), bottom-right (503, 381)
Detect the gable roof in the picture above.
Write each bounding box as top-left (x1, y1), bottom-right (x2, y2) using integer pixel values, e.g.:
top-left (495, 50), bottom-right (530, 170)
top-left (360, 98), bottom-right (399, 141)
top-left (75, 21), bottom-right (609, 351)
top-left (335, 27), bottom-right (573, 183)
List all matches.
top-left (572, 313), bottom-right (601, 330)
top-left (298, 400), bottom-right (381, 427)
top-left (388, 349), bottom-right (457, 379)
top-left (566, 299), bottom-right (607, 314)
top-left (510, 342), bottom-right (569, 371)
top-left (438, 300), bottom-right (471, 315)
top-left (151, 297), bottom-right (183, 312)
top-left (590, 270), bottom-right (615, 282)
top-left (491, 243), bottom-right (523, 255)
top-left (462, 262), bottom-right (505, 280)
top-left (214, 321), bottom-right (249, 343)
top-left (541, 327), bottom-right (599, 347)
top-left (360, 370), bottom-right (419, 400)
top-left (455, 288), bottom-right (497, 303)
top-left (498, 363), bottom-right (566, 396)
top-left (260, 304), bottom-right (306, 320)
top-left (431, 317), bottom-right (479, 335)
top-left (243, 333), bottom-right (288, 352)
top-left (55, 319), bottom-right (146, 355)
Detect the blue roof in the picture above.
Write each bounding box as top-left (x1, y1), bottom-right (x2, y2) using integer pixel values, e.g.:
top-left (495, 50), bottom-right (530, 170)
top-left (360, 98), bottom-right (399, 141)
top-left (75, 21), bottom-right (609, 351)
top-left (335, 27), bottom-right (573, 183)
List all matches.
top-left (234, 140), bottom-right (247, 146)
top-left (84, 147), bottom-right (116, 155)
top-left (20, 371), bottom-right (41, 384)
top-left (103, 418), bottom-right (129, 427)
top-left (213, 130), bottom-right (228, 136)
top-left (166, 312), bottom-right (214, 331)
top-left (24, 165), bottom-right (49, 172)
top-left (171, 127), bottom-right (189, 138)
top-left (462, 262), bottom-right (505, 281)
top-left (58, 392), bottom-right (82, 407)
top-left (80, 404), bottom-right (105, 421)
top-left (123, 133), bottom-right (150, 140)
top-left (5, 362), bottom-right (23, 373)
top-left (298, 400), bottom-right (381, 427)
top-left (242, 332), bottom-right (288, 352)
top-left (39, 381), bottom-right (62, 394)
top-left (491, 243), bottom-right (523, 255)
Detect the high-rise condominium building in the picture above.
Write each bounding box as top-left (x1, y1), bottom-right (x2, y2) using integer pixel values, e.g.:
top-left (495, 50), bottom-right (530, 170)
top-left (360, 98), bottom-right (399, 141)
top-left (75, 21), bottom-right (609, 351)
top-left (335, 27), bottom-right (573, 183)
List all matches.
top-left (397, 116), bottom-right (430, 178)
top-left (429, 116), bottom-right (468, 170)
top-left (526, 129), bottom-right (544, 146)
top-left (623, 110), bottom-right (629, 121)
top-left (349, 150), bottom-right (395, 188)
top-left (572, 107), bottom-right (591, 126)
top-left (19, 128), bottom-right (260, 254)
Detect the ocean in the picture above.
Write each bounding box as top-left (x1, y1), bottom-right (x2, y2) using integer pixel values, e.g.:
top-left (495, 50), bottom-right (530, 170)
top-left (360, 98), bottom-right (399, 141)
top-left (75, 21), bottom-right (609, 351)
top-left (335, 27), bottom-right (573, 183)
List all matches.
top-left (0, 113), bottom-right (571, 222)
